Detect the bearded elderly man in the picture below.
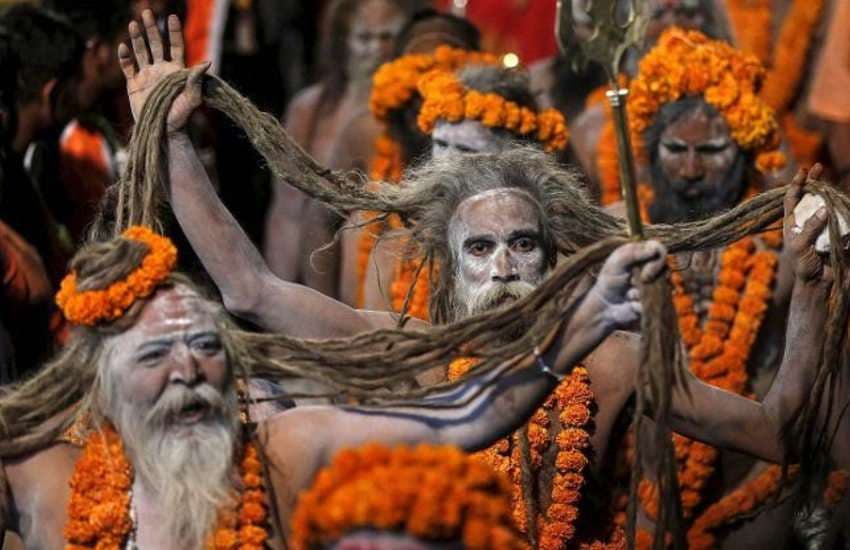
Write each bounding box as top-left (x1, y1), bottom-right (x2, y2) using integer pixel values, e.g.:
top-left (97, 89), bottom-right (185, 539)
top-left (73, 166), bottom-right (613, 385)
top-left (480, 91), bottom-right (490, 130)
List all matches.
top-left (110, 12), bottom-right (845, 547)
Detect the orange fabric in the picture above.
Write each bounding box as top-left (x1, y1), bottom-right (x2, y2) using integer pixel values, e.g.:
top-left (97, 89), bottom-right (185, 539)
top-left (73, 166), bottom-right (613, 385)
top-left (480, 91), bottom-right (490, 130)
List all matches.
top-left (185, 0), bottom-right (225, 67)
top-left (0, 221), bottom-right (51, 308)
top-left (59, 120), bottom-right (113, 241)
top-left (807, 0), bottom-right (850, 122)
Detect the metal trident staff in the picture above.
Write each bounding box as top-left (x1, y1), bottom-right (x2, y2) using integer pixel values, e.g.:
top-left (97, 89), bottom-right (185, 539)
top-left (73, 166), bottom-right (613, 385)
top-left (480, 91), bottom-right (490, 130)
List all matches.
top-left (556, 0), bottom-right (647, 239)
top-left (556, 2), bottom-right (687, 549)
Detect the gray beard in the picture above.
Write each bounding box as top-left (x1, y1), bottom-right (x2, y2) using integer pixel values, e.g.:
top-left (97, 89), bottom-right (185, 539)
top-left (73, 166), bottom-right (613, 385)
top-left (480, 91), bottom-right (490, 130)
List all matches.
top-left (101, 378), bottom-right (240, 548)
top-left (456, 280), bottom-right (536, 318)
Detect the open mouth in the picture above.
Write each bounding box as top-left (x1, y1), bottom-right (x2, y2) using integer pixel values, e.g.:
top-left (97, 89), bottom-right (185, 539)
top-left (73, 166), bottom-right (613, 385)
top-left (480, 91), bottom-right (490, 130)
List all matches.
top-left (175, 400), bottom-right (210, 425)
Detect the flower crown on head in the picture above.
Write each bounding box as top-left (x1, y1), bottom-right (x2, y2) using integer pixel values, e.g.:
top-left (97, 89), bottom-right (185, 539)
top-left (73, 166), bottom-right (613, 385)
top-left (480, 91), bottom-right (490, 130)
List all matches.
top-left (629, 27), bottom-right (786, 173)
top-left (417, 70), bottom-right (569, 153)
top-left (289, 443), bottom-right (526, 550)
top-left (370, 45), bottom-right (501, 122)
top-left (56, 226), bottom-right (178, 326)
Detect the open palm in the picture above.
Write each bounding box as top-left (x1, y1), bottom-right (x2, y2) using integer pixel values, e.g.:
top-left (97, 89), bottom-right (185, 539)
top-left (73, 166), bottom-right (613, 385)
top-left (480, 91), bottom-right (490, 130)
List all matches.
top-left (118, 10), bottom-right (206, 132)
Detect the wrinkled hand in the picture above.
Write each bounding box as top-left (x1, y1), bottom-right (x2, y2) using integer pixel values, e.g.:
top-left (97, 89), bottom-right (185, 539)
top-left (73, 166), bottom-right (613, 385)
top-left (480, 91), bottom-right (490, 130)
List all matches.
top-left (118, 10), bottom-right (208, 133)
top-left (783, 164), bottom-right (833, 286)
top-left (587, 240), bottom-right (667, 329)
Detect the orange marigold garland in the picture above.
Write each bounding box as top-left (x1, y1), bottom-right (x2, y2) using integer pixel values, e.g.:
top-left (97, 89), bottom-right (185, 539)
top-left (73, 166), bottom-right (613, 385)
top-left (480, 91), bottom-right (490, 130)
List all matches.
top-left (289, 443), bottom-right (526, 549)
top-left (56, 226), bottom-right (177, 326)
top-left (449, 360), bottom-right (625, 549)
top-left (417, 71), bottom-right (569, 153)
top-left (64, 426), bottom-right (269, 549)
top-left (370, 46), bottom-right (501, 123)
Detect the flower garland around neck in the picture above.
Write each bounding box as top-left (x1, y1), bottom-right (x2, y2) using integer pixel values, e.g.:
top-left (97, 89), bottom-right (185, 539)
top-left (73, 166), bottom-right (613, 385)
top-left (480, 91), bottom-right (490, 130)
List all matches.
top-left (56, 226), bottom-right (177, 326)
top-left (64, 425), bottom-right (269, 549)
top-left (636, 233), bottom-right (780, 529)
top-left (596, 27), bottom-right (786, 206)
top-left (448, 360), bottom-right (625, 550)
top-left (417, 71), bottom-right (569, 153)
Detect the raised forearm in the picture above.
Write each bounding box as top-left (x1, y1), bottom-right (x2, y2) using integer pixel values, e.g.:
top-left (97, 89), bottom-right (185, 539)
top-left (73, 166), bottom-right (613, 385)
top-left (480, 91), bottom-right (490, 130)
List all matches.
top-left (167, 132), bottom-right (372, 337)
top-left (167, 132), bottom-right (272, 312)
top-left (763, 283), bottom-right (829, 433)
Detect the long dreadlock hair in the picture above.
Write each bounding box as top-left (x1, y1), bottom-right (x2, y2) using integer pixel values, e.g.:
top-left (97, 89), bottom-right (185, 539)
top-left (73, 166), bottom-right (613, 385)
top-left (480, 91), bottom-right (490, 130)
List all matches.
top-left (92, 70), bottom-right (850, 545)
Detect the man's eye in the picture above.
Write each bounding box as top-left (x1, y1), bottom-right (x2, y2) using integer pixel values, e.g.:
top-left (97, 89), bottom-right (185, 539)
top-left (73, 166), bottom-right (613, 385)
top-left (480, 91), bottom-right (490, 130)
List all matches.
top-left (663, 143), bottom-right (687, 154)
top-left (468, 242), bottom-right (492, 256)
top-left (194, 337), bottom-right (223, 355)
top-left (434, 139), bottom-right (448, 148)
top-left (138, 348), bottom-right (168, 364)
top-left (356, 33), bottom-right (371, 42)
top-left (513, 238), bottom-right (537, 253)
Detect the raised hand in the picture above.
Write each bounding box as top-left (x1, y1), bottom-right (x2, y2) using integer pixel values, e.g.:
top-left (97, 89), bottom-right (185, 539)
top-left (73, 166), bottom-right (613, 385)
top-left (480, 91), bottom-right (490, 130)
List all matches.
top-left (118, 10), bottom-right (208, 133)
top-left (783, 164), bottom-right (834, 286)
top-left (587, 240), bottom-right (667, 329)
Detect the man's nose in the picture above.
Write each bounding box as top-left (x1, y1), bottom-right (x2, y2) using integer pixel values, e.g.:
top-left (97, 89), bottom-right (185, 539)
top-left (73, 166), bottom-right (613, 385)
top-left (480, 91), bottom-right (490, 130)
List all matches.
top-left (491, 247), bottom-right (519, 283)
top-left (168, 345), bottom-right (203, 385)
top-left (680, 149), bottom-right (704, 182)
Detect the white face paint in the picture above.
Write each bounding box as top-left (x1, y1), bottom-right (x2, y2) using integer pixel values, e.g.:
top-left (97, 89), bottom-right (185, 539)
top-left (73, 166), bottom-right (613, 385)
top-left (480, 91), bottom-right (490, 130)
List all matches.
top-left (449, 189), bottom-right (547, 318)
top-left (431, 119), bottom-right (512, 160)
top-left (793, 193), bottom-right (850, 254)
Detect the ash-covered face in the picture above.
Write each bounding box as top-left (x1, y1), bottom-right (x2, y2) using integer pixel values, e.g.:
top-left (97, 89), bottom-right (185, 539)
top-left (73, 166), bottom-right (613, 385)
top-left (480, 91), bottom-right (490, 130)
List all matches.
top-left (432, 119), bottom-right (513, 160)
top-left (329, 531), bottom-right (463, 550)
top-left (646, 0), bottom-right (710, 43)
top-left (648, 104), bottom-right (745, 224)
top-left (99, 284), bottom-right (239, 548)
top-left (348, 0), bottom-right (407, 80)
top-left (102, 285), bottom-right (232, 432)
top-left (449, 189), bottom-right (548, 319)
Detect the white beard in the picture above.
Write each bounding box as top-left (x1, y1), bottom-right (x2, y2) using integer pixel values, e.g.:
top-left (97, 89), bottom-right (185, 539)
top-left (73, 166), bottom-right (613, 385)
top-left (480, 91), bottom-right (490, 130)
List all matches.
top-left (102, 378), bottom-right (240, 548)
top-left (455, 280), bottom-right (537, 320)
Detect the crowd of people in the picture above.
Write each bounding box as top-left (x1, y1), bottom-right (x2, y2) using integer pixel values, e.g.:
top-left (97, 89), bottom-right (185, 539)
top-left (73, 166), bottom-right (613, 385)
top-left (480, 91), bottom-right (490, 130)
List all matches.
top-left (0, 0), bottom-right (849, 548)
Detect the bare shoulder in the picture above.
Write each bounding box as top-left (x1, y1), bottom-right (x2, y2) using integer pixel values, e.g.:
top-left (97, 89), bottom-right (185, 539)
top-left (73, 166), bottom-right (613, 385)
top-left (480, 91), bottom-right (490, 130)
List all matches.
top-left (283, 84), bottom-right (324, 130)
top-left (604, 200), bottom-right (627, 219)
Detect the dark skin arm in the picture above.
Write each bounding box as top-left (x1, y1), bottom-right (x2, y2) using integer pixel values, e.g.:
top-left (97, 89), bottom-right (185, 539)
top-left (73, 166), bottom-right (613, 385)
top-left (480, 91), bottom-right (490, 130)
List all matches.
top-left (119, 12), bottom-right (420, 338)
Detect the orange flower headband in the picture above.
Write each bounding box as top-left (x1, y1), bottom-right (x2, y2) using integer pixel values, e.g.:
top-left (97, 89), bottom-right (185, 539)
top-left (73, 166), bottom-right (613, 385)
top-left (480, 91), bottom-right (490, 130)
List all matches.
top-left (290, 444), bottom-right (527, 550)
top-left (370, 45), bottom-right (501, 122)
top-left (417, 70), bottom-right (569, 153)
top-left (629, 28), bottom-right (786, 173)
top-left (56, 226), bottom-right (178, 326)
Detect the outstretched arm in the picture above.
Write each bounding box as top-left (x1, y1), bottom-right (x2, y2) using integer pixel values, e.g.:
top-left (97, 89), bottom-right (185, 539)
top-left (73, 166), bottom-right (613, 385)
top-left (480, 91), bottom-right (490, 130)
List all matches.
top-left (286, 241), bottom-right (667, 462)
top-left (665, 169), bottom-right (833, 463)
top-left (120, 12), bottom-right (408, 338)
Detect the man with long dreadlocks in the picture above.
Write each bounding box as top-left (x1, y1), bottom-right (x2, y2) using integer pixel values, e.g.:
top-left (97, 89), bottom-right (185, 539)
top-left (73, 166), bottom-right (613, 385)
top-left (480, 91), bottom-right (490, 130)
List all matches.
top-left (594, 28), bottom-right (850, 548)
top-left (108, 11), bottom-right (850, 549)
top-left (360, 63), bottom-right (569, 317)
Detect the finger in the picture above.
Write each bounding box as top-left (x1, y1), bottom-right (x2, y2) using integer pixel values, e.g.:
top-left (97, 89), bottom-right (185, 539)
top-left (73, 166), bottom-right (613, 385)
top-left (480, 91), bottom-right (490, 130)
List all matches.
top-left (626, 288), bottom-right (640, 302)
top-left (640, 253), bottom-right (667, 283)
top-left (129, 20), bottom-right (151, 69)
top-left (117, 42), bottom-right (137, 81)
top-left (184, 62), bottom-right (210, 100)
top-left (143, 9), bottom-right (164, 62)
top-left (784, 168), bottom-right (806, 218)
top-left (807, 163), bottom-right (824, 183)
top-left (168, 14), bottom-right (185, 66)
top-left (800, 206), bottom-right (828, 246)
top-left (606, 240), bottom-right (665, 275)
